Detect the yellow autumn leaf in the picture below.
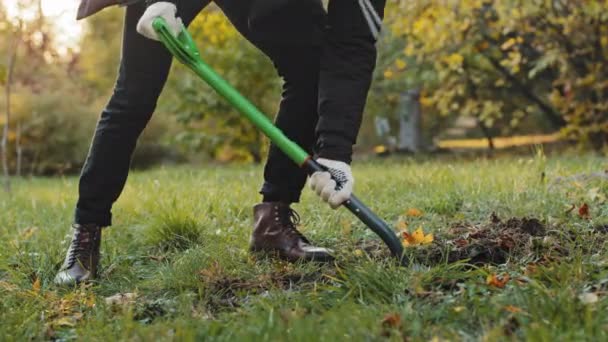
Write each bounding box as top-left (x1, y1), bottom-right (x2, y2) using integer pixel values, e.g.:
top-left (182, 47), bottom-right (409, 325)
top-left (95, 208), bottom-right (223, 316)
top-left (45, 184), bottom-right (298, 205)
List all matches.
top-left (443, 53), bottom-right (464, 70)
top-left (384, 70), bottom-right (394, 79)
top-left (402, 227), bottom-right (434, 247)
top-left (32, 277), bottom-right (41, 293)
top-left (501, 37), bottom-right (517, 50)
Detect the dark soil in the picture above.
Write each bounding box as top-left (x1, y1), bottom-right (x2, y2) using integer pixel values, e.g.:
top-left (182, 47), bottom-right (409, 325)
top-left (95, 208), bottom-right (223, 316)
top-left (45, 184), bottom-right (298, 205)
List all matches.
top-left (359, 214), bottom-right (572, 266)
top-left (431, 214), bottom-right (550, 265)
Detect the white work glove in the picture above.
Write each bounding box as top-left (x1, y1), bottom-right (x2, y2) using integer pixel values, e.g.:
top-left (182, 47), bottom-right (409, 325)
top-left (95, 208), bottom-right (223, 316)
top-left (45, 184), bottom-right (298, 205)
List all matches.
top-left (310, 158), bottom-right (354, 209)
top-left (136, 2), bottom-right (184, 41)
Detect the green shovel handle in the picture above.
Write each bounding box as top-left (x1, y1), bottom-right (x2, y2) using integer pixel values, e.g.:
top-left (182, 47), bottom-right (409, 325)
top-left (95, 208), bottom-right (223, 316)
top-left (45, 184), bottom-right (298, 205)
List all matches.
top-left (152, 18), bottom-right (406, 265)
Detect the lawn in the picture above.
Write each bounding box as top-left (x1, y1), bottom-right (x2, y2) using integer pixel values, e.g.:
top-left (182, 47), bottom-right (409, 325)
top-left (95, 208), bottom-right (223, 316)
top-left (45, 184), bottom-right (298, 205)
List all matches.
top-left (1, 151), bottom-right (607, 341)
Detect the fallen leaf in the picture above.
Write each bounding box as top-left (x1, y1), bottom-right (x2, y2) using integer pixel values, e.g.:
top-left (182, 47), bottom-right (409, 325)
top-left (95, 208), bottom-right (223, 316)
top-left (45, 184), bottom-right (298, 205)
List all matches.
top-left (525, 264), bottom-right (538, 275)
top-left (579, 292), bottom-right (599, 304)
top-left (21, 227), bottom-right (39, 240)
top-left (32, 277), bottom-right (41, 293)
top-left (578, 203), bottom-right (590, 219)
top-left (453, 306), bottom-right (466, 313)
top-left (453, 238), bottom-right (469, 247)
top-left (381, 313), bottom-right (401, 328)
top-left (402, 227), bottom-right (434, 247)
top-left (486, 273), bottom-right (510, 288)
top-left (504, 305), bottom-right (523, 313)
top-left (405, 208), bottom-right (424, 217)
top-left (105, 293), bottom-right (137, 306)
top-left (380, 313), bottom-right (402, 337)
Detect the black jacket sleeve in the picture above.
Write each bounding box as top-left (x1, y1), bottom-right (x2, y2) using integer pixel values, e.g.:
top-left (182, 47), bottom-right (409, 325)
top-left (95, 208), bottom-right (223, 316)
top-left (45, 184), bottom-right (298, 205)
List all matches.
top-left (315, 0), bottom-right (386, 164)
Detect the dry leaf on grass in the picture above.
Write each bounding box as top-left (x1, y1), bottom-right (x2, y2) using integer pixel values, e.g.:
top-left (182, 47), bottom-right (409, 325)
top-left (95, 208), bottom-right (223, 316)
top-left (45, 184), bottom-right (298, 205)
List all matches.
top-left (105, 293), bottom-right (137, 306)
top-left (381, 313), bottom-right (401, 328)
top-left (32, 277), bottom-right (41, 293)
top-left (504, 305), bottom-right (523, 313)
top-left (405, 208), bottom-right (424, 217)
top-left (402, 227), bottom-right (434, 247)
top-left (486, 274), bottom-right (510, 288)
top-left (380, 313), bottom-right (402, 337)
top-left (578, 203), bottom-right (590, 219)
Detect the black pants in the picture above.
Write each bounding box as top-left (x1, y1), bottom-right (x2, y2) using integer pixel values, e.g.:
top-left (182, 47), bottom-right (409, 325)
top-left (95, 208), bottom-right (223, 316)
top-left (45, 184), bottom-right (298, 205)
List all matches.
top-left (75, 0), bottom-right (384, 226)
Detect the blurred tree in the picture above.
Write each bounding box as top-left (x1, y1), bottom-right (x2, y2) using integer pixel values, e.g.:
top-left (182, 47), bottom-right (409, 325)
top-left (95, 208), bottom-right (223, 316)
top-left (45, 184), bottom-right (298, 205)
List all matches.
top-left (0, 0), bottom-right (98, 175)
top-left (1, 8), bottom-right (19, 191)
top-left (379, 0), bottom-right (607, 149)
top-left (77, 7), bottom-right (122, 97)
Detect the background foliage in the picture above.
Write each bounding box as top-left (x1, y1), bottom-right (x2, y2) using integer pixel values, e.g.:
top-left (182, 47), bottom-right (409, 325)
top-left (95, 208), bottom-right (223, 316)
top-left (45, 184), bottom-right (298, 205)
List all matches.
top-left (0, 0), bottom-right (606, 175)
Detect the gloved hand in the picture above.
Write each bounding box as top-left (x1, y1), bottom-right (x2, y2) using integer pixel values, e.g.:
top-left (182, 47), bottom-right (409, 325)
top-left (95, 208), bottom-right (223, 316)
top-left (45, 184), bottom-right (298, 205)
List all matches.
top-left (310, 158), bottom-right (354, 209)
top-left (136, 2), bottom-right (184, 41)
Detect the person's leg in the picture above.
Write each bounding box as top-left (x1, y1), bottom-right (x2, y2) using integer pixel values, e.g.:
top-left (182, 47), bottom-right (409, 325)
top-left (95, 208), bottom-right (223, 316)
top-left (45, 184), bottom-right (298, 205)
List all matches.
top-left (315, 0), bottom-right (386, 162)
top-left (258, 46), bottom-right (321, 203)
top-left (75, 1), bottom-right (209, 227)
top-left (215, 0), bottom-right (326, 203)
top-left (56, 0), bottom-right (209, 286)
top-left (215, 0), bottom-right (333, 262)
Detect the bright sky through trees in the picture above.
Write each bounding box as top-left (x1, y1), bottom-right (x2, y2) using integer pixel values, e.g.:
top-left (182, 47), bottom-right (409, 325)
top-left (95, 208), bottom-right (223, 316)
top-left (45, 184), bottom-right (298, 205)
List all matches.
top-left (4, 0), bottom-right (84, 52)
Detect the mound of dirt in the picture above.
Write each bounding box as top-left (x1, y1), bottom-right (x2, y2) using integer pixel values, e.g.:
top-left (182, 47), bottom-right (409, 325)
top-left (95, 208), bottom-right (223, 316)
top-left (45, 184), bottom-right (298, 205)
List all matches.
top-left (429, 214), bottom-right (550, 265)
top-left (359, 214), bottom-right (566, 266)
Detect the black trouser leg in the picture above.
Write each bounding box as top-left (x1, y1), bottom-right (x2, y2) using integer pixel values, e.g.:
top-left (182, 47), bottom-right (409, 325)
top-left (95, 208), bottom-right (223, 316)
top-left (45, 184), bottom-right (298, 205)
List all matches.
top-left (259, 46), bottom-right (322, 203)
top-left (75, 1), bottom-right (209, 226)
top-left (215, 0), bottom-right (326, 204)
top-left (315, 0), bottom-right (386, 162)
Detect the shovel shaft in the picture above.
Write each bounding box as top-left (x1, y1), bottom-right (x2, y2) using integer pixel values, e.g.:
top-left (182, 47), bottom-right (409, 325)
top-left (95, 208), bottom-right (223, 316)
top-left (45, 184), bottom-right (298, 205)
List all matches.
top-left (185, 58), bottom-right (310, 166)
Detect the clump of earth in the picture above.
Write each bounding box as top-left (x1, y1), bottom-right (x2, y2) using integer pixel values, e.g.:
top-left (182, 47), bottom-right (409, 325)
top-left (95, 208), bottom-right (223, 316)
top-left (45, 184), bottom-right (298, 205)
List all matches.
top-left (422, 214), bottom-right (552, 265)
top-left (358, 213), bottom-right (602, 266)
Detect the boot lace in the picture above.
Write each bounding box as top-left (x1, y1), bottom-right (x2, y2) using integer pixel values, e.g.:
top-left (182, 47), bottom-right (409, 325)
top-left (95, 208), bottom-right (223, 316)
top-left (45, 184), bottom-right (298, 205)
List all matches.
top-left (278, 207), bottom-right (309, 244)
top-left (65, 228), bottom-right (93, 269)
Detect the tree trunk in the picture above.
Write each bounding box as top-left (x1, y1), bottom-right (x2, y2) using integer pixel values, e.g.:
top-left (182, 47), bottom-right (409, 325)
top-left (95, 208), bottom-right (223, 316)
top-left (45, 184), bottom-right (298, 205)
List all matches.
top-left (2, 30), bottom-right (19, 193)
top-left (16, 121), bottom-right (22, 177)
top-left (397, 89), bottom-right (423, 152)
top-left (477, 119), bottom-right (495, 150)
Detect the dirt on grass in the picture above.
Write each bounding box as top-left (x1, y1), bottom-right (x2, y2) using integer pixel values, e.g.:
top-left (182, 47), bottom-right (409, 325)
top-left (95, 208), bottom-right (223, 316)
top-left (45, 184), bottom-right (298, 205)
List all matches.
top-left (359, 213), bottom-right (577, 266)
top-left (431, 214), bottom-right (553, 265)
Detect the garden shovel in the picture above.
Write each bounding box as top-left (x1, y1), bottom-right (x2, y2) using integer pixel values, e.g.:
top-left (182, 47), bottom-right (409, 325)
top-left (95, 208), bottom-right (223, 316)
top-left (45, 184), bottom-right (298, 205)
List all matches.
top-left (152, 18), bottom-right (406, 265)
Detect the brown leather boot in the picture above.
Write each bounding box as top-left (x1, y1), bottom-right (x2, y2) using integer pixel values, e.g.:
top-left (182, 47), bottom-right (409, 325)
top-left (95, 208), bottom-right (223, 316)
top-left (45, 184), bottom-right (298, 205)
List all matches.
top-left (250, 202), bottom-right (334, 262)
top-left (54, 224), bottom-right (102, 286)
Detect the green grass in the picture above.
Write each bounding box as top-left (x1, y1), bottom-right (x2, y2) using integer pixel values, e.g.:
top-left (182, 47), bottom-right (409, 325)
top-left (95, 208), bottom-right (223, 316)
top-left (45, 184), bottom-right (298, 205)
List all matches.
top-left (1, 151), bottom-right (607, 341)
